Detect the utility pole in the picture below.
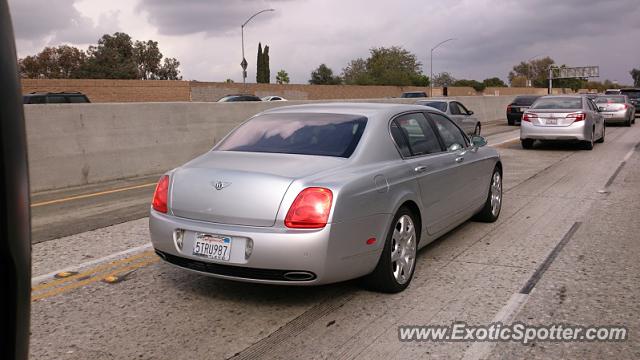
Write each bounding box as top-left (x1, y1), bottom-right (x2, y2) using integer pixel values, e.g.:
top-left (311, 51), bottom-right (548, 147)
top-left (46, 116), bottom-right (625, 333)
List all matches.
top-left (430, 38), bottom-right (456, 97)
top-left (241, 9), bottom-right (275, 92)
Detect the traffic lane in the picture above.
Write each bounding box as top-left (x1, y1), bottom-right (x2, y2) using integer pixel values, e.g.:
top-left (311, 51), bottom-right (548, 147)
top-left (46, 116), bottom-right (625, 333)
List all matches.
top-left (491, 144), bottom-right (640, 359)
top-left (30, 174), bottom-right (161, 244)
top-left (29, 126), bottom-right (637, 360)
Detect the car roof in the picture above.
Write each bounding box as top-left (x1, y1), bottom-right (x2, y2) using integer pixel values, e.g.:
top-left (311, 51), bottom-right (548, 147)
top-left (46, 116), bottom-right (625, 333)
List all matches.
top-left (261, 102), bottom-right (431, 118)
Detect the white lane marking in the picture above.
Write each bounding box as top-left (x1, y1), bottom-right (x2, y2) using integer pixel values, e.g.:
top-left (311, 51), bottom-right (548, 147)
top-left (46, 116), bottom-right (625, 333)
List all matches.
top-left (622, 144), bottom-right (636, 162)
top-left (462, 293), bottom-right (529, 360)
top-left (598, 141), bottom-right (638, 192)
top-left (489, 136), bottom-right (520, 147)
top-left (31, 243), bottom-right (152, 285)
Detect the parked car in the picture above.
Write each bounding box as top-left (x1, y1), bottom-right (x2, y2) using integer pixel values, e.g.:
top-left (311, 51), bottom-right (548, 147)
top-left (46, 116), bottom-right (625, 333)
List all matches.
top-left (261, 96), bottom-right (287, 102)
top-left (520, 95), bottom-right (605, 150)
top-left (506, 95), bottom-right (541, 125)
top-left (604, 89), bottom-right (621, 95)
top-left (150, 103), bottom-right (502, 293)
top-left (23, 91), bottom-right (90, 104)
top-left (400, 91), bottom-right (428, 98)
top-left (416, 99), bottom-right (481, 135)
top-left (217, 94), bottom-right (262, 102)
top-left (619, 88), bottom-right (640, 116)
top-left (594, 95), bottom-right (636, 126)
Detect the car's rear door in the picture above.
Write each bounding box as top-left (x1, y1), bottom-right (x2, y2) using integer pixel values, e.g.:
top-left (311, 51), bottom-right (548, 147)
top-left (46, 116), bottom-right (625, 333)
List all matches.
top-left (390, 112), bottom-right (462, 235)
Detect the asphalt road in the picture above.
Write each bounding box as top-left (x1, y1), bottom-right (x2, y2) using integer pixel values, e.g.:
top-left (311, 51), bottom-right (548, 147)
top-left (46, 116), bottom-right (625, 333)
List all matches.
top-left (29, 123), bottom-right (640, 359)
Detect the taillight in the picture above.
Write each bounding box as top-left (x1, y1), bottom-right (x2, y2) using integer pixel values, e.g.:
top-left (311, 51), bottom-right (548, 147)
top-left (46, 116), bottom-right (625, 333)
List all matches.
top-left (285, 187), bottom-right (333, 229)
top-left (507, 105), bottom-right (512, 112)
top-left (566, 112), bottom-right (586, 122)
top-left (623, 104), bottom-right (628, 109)
top-left (522, 113), bottom-right (537, 122)
top-left (152, 175), bottom-right (169, 213)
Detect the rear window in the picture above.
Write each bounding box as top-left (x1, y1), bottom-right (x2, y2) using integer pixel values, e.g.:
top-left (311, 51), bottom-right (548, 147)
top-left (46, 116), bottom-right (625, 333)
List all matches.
top-left (68, 96), bottom-right (89, 103)
top-left (620, 90), bottom-right (640, 100)
top-left (419, 101), bottom-right (447, 112)
top-left (402, 92), bottom-right (427, 98)
top-left (531, 97), bottom-right (582, 110)
top-left (595, 96), bottom-right (625, 104)
top-left (512, 96), bottom-right (540, 106)
top-left (216, 113), bottom-right (367, 158)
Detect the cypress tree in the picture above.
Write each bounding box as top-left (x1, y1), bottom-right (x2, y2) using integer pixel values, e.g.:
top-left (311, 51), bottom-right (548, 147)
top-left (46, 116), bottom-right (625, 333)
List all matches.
top-left (256, 42), bottom-right (263, 83)
top-left (263, 45), bottom-right (270, 84)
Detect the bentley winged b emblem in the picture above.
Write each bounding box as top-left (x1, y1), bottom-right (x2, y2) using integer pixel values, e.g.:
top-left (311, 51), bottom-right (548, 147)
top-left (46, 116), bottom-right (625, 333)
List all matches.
top-left (212, 180), bottom-right (231, 190)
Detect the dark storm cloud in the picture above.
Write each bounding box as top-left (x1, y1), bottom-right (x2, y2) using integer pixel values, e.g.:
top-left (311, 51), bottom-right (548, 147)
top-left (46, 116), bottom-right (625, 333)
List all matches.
top-left (9, 0), bottom-right (117, 44)
top-left (137, 0), bottom-right (285, 36)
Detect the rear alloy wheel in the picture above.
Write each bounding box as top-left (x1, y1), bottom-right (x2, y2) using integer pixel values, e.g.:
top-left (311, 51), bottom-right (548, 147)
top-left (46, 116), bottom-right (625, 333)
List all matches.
top-left (521, 139), bottom-right (534, 149)
top-left (583, 129), bottom-right (594, 150)
top-left (474, 167), bottom-right (502, 222)
top-left (596, 124), bottom-right (605, 143)
top-left (474, 123), bottom-right (481, 136)
top-left (364, 207), bottom-right (418, 293)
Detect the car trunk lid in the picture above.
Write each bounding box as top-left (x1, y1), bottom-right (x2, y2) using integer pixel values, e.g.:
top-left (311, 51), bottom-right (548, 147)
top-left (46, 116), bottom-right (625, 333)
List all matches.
top-left (170, 151), bottom-right (344, 227)
top-left (526, 109), bottom-right (582, 127)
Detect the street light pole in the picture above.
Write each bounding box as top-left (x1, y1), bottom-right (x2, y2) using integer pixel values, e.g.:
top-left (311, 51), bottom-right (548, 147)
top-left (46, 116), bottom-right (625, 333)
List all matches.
top-left (241, 8), bottom-right (275, 92)
top-left (430, 38), bottom-right (456, 97)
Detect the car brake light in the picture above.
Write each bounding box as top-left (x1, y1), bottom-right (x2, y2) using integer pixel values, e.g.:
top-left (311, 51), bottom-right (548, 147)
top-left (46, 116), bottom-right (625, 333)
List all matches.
top-left (507, 105), bottom-right (512, 112)
top-left (522, 113), bottom-right (537, 122)
top-left (152, 175), bottom-right (169, 213)
top-left (566, 112), bottom-right (586, 122)
top-left (285, 187), bottom-right (333, 228)
top-left (623, 104), bottom-right (628, 109)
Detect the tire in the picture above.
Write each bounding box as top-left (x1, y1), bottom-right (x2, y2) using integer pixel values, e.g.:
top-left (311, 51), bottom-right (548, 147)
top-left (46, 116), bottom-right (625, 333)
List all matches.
top-left (521, 139), bottom-right (534, 149)
top-left (474, 166), bottom-right (502, 223)
top-left (596, 124), bottom-right (605, 143)
top-left (583, 129), bottom-right (594, 150)
top-left (474, 123), bottom-right (481, 136)
top-left (363, 207), bottom-right (419, 293)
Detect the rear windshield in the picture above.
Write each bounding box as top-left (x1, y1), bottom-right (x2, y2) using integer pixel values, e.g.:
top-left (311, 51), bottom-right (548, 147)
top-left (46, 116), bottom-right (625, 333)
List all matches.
top-left (531, 97), bottom-right (582, 110)
top-left (419, 101), bottom-right (447, 112)
top-left (216, 113), bottom-right (367, 158)
top-left (620, 90), bottom-right (640, 99)
top-left (402, 92), bottom-right (426, 98)
top-left (512, 96), bottom-right (540, 106)
top-left (595, 96), bottom-right (625, 104)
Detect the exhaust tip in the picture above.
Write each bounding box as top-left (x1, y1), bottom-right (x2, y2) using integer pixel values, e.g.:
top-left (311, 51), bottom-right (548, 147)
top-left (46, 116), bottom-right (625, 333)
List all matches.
top-left (283, 271), bottom-right (316, 281)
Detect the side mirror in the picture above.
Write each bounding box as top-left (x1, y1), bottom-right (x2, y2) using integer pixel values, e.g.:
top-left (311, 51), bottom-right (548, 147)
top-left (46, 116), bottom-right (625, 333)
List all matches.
top-left (467, 110), bottom-right (474, 115)
top-left (470, 135), bottom-right (487, 148)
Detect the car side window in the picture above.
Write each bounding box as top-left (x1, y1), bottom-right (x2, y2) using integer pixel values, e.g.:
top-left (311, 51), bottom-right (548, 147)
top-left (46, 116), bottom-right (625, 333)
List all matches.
top-left (391, 113), bottom-right (442, 157)
top-left (449, 102), bottom-right (462, 115)
top-left (47, 96), bottom-right (67, 103)
top-left (456, 102), bottom-right (469, 114)
top-left (429, 112), bottom-right (468, 151)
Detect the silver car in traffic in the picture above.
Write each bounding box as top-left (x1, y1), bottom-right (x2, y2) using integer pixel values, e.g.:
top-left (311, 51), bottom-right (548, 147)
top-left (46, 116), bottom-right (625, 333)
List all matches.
top-left (150, 103), bottom-right (502, 292)
top-left (594, 95), bottom-right (636, 126)
top-left (520, 95), bottom-right (605, 150)
top-left (416, 99), bottom-right (482, 136)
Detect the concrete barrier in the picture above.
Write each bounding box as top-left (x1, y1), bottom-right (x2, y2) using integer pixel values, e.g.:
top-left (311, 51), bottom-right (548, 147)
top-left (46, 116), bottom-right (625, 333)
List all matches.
top-left (25, 95), bottom-right (515, 192)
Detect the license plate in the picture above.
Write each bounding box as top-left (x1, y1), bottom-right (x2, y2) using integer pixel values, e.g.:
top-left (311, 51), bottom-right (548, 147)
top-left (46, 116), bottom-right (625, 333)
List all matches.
top-left (545, 118), bottom-right (557, 125)
top-left (514, 107), bottom-right (522, 113)
top-left (193, 233), bottom-right (232, 261)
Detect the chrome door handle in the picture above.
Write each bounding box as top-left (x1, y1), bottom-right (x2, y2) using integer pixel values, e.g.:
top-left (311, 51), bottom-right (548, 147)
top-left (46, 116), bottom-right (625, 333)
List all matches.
top-left (455, 156), bottom-right (464, 163)
top-left (414, 165), bottom-right (428, 173)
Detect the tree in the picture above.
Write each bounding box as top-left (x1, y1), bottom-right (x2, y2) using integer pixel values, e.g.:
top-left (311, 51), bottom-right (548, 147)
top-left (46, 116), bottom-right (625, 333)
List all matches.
top-left (263, 45), bottom-right (270, 83)
top-left (453, 79), bottom-right (485, 92)
top-left (483, 77), bottom-right (507, 87)
top-left (309, 64), bottom-right (341, 85)
top-left (19, 32), bottom-right (181, 80)
top-left (133, 40), bottom-right (162, 80)
top-left (19, 45), bottom-right (86, 78)
top-left (342, 58), bottom-right (373, 85)
top-left (364, 46), bottom-right (424, 86)
top-left (81, 32), bottom-right (138, 79)
top-left (276, 69), bottom-right (290, 84)
top-left (256, 43), bottom-right (264, 83)
top-left (508, 57), bottom-right (554, 87)
top-left (631, 68), bottom-right (640, 87)
top-left (432, 72), bottom-right (456, 87)
top-left (225, 78), bottom-right (234, 83)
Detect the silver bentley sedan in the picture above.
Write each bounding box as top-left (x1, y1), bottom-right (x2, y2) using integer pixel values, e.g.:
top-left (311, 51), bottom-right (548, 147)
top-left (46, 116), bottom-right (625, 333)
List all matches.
top-left (150, 103), bottom-right (502, 293)
top-left (416, 99), bottom-right (482, 136)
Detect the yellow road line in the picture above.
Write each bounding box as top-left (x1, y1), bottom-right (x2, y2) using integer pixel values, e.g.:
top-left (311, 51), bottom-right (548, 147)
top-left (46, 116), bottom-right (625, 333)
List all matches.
top-left (31, 182), bottom-right (157, 207)
top-left (32, 256), bottom-right (160, 301)
top-left (32, 250), bottom-right (156, 292)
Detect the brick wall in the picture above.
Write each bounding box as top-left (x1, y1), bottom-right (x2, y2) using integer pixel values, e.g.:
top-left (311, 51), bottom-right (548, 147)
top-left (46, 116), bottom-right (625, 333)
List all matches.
top-left (21, 79), bottom-right (191, 103)
top-left (21, 79), bottom-right (570, 103)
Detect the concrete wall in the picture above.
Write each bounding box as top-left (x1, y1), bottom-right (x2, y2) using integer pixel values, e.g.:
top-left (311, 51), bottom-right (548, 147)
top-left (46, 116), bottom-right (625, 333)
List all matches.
top-left (25, 96), bottom-right (515, 192)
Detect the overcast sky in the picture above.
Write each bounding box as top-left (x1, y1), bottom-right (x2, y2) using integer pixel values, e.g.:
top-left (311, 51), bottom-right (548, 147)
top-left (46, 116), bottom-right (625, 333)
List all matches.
top-left (9, 0), bottom-right (640, 85)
